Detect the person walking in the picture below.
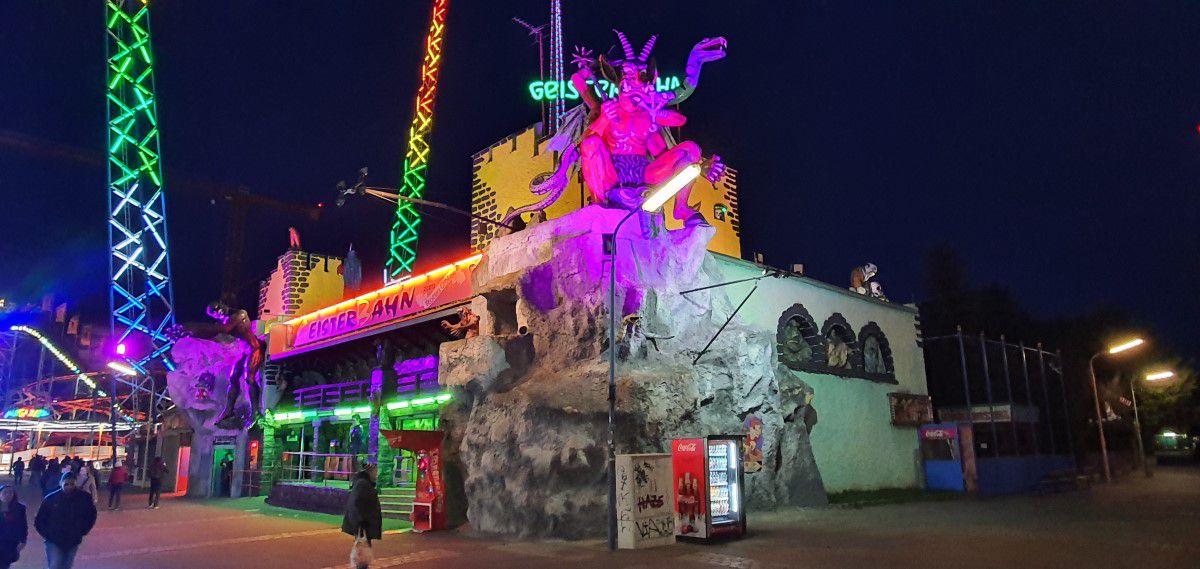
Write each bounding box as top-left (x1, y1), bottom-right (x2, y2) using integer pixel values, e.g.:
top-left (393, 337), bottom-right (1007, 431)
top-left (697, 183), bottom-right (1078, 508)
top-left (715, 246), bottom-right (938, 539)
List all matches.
top-left (342, 464), bottom-right (382, 569)
top-left (0, 485), bottom-right (27, 569)
top-left (8, 459), bottom-right (23, 488)
top-left (40, 459), bottom-right (58, 497)
top-left (146, 457), bottom-right (167, 509)
top-left (107, 462), bottom-right (128, 511)
top-left (28, 456), bottom-right (43, 489)
top-left (77, 464), bottom-right (98, 506)
top-left (34, 473), bottom-right (96, 569)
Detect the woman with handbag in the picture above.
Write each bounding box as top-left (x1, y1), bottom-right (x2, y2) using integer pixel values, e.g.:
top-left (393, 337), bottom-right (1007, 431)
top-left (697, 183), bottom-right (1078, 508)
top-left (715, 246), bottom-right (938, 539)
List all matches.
top-left (341, 464), bottom-right (382, 569)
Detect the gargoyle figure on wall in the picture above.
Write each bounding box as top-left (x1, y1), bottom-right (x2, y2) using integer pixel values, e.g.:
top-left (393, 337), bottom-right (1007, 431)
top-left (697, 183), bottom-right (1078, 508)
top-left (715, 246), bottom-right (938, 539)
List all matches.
top-left (827, 335), bottom-right (852, 369)
top-left (503, 31), bottom-right (729, 229)
top-left (441, 306), bottom-right (480, 339)
top-left (169, 301), bottom-right (265, 429)
top-left (849, 263), bottom-right (878, 295)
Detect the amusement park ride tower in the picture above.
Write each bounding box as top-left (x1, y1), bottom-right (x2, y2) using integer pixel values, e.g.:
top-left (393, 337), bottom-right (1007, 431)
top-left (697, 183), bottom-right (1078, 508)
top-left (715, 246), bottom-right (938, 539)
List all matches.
top-left (385, 0), bottom-right (450, 281)
top-left (105, 0), bottom-right (176, 373)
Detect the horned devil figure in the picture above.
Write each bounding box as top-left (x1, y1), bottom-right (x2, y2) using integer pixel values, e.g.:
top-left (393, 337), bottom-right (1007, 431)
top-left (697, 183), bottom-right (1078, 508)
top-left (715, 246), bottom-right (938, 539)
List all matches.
top-left (503, 31), bottom-right (728, 230)
top-left (169, 301), bottom-right (265, 429)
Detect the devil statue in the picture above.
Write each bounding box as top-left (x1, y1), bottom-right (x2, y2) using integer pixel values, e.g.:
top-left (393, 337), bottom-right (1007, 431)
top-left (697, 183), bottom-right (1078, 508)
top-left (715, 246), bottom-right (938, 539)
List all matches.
top-left (502, 31), bottom-right (728, 229)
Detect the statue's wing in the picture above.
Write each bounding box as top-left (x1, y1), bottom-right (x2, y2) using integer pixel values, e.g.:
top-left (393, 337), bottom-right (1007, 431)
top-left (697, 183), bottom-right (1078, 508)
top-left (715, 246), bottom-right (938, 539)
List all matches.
top-left (546, 104), bottom-right (589, 153)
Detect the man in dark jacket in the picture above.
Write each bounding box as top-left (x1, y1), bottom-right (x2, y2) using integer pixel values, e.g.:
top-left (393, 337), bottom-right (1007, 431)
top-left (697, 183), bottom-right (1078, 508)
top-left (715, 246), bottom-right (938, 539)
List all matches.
top-left (34, 473), bottom-right (97, 569)
top-left (9, 458), bottom-right (23, 487)
top-left (341, 464), bottom-right (382, 544)
top-left (28, 456), bottom-right (44, 489)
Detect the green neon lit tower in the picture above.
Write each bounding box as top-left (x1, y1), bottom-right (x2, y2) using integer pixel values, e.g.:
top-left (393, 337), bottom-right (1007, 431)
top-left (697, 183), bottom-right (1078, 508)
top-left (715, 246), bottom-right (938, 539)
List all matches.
top-left (106, 0), bottom-right (176, 368)
top-left (385, 0), bottom-right (449, 281)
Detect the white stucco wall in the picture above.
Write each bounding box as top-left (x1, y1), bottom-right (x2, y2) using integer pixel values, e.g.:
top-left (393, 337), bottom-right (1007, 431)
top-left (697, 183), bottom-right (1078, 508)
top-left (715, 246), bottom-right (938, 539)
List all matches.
top-left (712, 255), bottom-right (928, 492)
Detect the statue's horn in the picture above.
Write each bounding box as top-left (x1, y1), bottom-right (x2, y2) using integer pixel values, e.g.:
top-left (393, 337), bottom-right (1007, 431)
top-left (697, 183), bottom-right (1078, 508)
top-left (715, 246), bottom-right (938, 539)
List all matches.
top-left (639, 35), bottom-right (658, 62)
top-left (613, 29), bottom-right (635, 61)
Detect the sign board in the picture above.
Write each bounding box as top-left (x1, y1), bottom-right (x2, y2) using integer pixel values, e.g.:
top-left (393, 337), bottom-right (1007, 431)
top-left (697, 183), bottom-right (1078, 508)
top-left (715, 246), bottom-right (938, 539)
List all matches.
top-left (280, 255), bottom-right (480, 351)
top-left (528, 75), bottom-right (682, 101)
top-left (939, 404), bottom-right (1041, 424)
top-left (616, 453), bottom-right (674, 549)
top-left (889, 393), bottom-right (934, 427)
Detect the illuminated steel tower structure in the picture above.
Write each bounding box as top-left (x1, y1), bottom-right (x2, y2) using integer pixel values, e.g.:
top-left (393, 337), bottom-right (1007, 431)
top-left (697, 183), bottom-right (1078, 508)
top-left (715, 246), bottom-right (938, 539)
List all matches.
top-left (106, 0), bottom-right (176, 370)
top-left (386, 0), bottom-right (450, 280)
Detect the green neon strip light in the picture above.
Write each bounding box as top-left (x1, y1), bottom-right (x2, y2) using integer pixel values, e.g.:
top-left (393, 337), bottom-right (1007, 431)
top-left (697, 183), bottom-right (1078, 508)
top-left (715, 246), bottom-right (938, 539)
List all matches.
top-left (274, 392), bottom-right (453, 423)
top-left (385, 0), bottom-right (449, 280)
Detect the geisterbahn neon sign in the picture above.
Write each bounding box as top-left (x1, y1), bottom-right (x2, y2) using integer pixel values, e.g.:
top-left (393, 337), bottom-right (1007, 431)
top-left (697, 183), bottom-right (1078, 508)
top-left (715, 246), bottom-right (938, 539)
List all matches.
top-left (528, 75), bottom-right (682, 101)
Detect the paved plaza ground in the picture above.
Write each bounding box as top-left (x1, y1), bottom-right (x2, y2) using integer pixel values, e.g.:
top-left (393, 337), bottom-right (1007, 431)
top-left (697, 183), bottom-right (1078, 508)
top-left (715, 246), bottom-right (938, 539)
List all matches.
top-left (5, 465), bottom-right (1198, 568)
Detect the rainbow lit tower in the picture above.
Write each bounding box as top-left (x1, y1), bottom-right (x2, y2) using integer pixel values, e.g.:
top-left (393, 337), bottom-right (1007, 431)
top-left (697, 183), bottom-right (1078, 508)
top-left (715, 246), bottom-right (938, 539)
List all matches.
top-left (386, 0), bottom-right (450, 280)
top-left (548, 0), bottom-right (564, 134)
top-left (105, 0), bottom-right (176, 369)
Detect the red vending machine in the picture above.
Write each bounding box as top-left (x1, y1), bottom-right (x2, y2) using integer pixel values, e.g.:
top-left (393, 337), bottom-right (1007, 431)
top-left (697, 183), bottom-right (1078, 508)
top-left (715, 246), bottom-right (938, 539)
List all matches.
top-left (672, 436), bottom-right (746, 541)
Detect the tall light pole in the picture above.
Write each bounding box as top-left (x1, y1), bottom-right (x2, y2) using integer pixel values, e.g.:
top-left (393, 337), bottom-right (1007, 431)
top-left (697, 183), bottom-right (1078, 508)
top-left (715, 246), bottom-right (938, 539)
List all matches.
top-left (1088, 338), bottom-right (1145, 481)
top-left (1132, 370), bottom-right (1175, 476)
top-left (604, 163), bottom-right (701, 551)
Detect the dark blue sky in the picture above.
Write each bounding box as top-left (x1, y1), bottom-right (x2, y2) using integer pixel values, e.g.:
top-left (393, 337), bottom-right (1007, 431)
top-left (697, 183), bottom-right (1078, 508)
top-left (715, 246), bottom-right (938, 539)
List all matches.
top-left (1, 1), bottom-right (1197, 357)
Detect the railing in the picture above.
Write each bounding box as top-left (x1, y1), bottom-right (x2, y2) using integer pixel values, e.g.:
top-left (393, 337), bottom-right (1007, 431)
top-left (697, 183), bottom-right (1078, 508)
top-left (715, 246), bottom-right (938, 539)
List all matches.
top-left (277, 451), bottom-right (367, 485)
top-left (395, 356), bottom-right (439, 395)
top-left (233, 468), bottom-right (263, 496)
top-left (293, 380), bottom-right (370, 409)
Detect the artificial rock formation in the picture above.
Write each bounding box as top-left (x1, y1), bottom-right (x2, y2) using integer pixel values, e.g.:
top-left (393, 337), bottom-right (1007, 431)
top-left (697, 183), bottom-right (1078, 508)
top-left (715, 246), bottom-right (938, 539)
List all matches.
top-left (438, 206), bottom-right (826, 539)
top-left (168, 336), bottom-right (282, 497)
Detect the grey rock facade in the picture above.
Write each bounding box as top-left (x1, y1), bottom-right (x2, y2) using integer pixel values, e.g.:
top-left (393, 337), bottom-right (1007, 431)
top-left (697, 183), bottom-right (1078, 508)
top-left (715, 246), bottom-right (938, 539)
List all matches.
top-left (438, 206), bottom-right (826, 539)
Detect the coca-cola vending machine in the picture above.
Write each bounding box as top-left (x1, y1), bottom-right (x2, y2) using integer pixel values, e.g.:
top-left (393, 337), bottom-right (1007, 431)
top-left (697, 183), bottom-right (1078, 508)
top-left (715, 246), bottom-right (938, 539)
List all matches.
top-left (672, 436), bottom-right (746, 541)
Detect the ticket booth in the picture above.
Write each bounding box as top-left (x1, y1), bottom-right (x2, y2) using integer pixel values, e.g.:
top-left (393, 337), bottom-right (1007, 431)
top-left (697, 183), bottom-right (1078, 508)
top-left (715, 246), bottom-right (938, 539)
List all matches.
top-left (381, 429), bottom-right (446, 532)
top-left (919, 423), bottom-right (977, 492)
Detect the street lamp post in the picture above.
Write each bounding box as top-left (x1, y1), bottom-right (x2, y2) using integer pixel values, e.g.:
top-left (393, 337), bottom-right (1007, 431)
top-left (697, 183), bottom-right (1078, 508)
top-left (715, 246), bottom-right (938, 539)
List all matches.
top-left (1132, 370), bottom-right (1175, 477)
top-left (1087, 338), bottom-right (1145, 482)
top-left (603, 163), bottom-right (701, 551)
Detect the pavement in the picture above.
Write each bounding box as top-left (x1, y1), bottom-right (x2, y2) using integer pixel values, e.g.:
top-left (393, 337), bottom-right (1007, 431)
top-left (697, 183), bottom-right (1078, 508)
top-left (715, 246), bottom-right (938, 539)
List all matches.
top-left (4, 466), bottom-right (1199, 568)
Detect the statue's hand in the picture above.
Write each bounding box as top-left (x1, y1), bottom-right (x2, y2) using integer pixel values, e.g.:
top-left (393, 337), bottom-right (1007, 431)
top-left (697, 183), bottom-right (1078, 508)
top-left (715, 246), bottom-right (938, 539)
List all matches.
top-left (165, 324), bottom-right (192, 342)
top-left (702, 154), bottom-right (727, 183)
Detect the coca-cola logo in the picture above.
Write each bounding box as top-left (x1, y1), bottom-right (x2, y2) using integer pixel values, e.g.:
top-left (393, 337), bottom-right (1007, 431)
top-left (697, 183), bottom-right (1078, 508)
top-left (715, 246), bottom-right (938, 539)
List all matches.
top-left (675, 442), bottom-right (698, 452)
top-left (922, 428), bottom-right (955, 440)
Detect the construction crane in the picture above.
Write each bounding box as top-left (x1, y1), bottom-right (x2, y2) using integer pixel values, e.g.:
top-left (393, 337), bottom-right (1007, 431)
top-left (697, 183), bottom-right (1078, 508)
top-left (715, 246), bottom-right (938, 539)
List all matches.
top-left (0, 129), bottom-right (323, 308)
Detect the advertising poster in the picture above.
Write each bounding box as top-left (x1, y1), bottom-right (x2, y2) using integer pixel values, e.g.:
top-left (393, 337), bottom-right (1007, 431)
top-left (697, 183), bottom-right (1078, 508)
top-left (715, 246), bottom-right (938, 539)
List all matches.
top-left (742, 416), bottom-right (764, 473)
top-left (889, 393), bottom-right (934, 426)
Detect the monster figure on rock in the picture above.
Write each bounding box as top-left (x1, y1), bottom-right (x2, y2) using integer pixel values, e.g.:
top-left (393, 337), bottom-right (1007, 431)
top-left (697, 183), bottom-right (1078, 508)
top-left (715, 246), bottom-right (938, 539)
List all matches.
top-left (169, 301), bottom-right (265, 429)
top-left (503, 31), bottom-right (728, 229)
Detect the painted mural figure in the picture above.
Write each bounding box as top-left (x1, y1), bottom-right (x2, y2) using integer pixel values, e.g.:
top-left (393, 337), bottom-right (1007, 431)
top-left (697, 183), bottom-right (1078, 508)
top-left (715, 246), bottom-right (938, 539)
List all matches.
top-left (504, 32), bottom-right (729, 228)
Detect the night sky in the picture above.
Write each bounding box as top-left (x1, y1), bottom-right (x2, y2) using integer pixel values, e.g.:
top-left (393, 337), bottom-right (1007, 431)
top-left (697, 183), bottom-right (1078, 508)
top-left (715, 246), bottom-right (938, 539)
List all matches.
top-left (2, 2), bottom-right (1197, 357)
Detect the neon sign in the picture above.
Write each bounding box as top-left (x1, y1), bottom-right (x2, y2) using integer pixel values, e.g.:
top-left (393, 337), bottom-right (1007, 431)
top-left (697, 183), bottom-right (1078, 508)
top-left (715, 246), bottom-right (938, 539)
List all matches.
top-left (283, 254), bottom-right (481, 350)
top-left (3, 407), bottom-right (51, 420)
top-left (528, 75), bottom-right (682, 101)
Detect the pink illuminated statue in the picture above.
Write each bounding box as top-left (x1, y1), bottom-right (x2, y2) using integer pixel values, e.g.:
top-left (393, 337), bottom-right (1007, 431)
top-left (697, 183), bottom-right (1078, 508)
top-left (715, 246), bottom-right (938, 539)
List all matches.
top-left (503, 31), bottom-right (728, 229)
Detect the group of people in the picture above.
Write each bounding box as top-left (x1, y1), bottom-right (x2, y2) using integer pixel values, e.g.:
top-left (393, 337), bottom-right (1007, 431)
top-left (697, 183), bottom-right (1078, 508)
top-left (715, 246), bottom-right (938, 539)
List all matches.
top-left (10, 456), bottom-right (104, 502)
top-left (0, 455), bottom-right (172, 568)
